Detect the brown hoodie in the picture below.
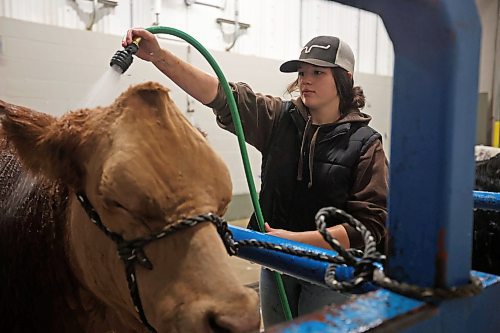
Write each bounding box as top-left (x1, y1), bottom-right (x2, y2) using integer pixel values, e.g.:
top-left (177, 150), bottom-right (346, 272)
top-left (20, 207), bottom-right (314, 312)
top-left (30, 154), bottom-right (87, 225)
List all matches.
top-left (206, 81), bottom-right (388, 248)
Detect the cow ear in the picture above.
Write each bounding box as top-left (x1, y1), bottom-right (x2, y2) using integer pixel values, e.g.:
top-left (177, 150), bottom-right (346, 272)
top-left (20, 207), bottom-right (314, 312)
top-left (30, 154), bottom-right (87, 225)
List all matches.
top-left (0, 100), bottom-right (83, 188)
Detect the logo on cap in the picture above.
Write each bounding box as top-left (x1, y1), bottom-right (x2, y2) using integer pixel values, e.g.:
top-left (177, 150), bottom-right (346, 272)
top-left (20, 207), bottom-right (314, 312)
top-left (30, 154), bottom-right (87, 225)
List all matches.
top-left (302, 44), bottom-right (331, 54)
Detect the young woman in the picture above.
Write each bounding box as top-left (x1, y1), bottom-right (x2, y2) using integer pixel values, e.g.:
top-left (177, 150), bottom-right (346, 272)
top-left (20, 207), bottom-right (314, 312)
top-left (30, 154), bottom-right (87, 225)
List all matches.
top-left (123, 29), bottom-right (389, 327)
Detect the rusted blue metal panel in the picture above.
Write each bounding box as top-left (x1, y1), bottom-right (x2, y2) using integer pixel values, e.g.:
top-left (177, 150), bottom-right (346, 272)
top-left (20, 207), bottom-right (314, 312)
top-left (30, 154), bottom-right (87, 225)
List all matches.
top-left (267, 290), bottom-right (427, 333)
top-left (396, 272), bottom-right (500, 333)
top-left (267, 272), bottom-right (500, 333)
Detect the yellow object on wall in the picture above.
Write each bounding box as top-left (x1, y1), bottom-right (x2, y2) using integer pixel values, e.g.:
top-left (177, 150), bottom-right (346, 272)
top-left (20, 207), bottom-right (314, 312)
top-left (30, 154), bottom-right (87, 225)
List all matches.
top-left (494, 121), bottom-right (500, 148)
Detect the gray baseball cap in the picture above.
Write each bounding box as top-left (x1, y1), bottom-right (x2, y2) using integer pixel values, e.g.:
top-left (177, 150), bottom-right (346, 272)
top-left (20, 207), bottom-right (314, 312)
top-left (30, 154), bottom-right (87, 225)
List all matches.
top-left (280, 36), bottom-right (355, 73)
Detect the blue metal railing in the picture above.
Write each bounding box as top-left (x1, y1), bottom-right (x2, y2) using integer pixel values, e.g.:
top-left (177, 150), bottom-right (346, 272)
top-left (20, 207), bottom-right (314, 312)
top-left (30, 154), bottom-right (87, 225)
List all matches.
top-left (473, 191), bottom-right (500, 211)
top-left (228, 225), bottom-right (379, 293)
top-left (226, 190), bottom-right (498, 298)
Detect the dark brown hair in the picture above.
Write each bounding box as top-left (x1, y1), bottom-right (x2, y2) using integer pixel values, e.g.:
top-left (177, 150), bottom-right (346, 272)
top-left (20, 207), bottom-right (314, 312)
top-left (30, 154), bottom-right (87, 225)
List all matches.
top-left (286, 67), bottom-right (366, 115)
top-left (0, 139), bottom-right (80, 332)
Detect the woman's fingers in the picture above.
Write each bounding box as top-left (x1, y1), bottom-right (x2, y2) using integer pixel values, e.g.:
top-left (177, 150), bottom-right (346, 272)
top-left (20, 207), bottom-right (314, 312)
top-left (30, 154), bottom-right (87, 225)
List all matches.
top-left (122, 28), bottom-right (148, 46)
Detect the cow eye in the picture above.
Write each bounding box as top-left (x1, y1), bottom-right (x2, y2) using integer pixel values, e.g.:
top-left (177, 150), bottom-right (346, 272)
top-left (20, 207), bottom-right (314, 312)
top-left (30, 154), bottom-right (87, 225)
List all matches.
top-left (105, 199), bottom-right (127, 211)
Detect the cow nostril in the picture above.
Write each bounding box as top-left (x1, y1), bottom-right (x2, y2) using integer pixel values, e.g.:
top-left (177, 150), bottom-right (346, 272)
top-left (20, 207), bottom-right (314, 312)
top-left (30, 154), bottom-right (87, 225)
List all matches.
top-left (208, 314), bottom-right (232, 333)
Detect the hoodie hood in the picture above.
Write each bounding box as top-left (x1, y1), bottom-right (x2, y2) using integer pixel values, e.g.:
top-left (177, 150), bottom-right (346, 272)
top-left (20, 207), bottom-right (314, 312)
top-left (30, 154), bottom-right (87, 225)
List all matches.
top-left (292, 97), bottom-right (372, 188)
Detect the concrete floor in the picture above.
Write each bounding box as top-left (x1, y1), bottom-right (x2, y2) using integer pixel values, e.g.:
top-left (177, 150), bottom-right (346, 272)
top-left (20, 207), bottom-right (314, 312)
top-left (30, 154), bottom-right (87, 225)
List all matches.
top-left (227, 219), bottom-right (261, 287)
top-left (227, 219), bottom-right (263, 331)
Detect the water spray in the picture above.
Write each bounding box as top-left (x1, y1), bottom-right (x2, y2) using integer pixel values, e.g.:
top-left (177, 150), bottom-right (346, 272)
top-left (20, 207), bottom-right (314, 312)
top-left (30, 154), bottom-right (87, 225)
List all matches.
top-left (109, 37), bottom-right (141, 73)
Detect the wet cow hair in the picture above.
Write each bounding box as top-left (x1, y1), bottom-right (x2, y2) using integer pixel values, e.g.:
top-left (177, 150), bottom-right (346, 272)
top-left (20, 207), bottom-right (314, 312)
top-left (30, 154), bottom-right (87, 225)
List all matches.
top-left (0, 137), bottom-right (82, 333)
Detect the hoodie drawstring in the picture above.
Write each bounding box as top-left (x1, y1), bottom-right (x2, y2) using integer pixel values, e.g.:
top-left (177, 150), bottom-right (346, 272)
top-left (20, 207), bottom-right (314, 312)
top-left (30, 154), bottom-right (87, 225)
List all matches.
top-left (297, 116), bottom-right (312, 181)
top-left (297, 116), bottom-right (320, 188)
top-left (308, 126), bottom-right (320, 188)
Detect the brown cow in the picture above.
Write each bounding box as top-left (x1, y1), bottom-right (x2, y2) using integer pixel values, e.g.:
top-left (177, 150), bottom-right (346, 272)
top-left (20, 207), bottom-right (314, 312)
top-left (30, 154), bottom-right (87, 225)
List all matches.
top-left (0, 82), bottom-right (260, 333)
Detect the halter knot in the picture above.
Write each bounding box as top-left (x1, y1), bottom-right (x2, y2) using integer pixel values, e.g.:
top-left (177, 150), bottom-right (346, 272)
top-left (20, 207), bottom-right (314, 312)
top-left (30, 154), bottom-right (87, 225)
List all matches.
top-left (117, 241), bottom-right (154, 270)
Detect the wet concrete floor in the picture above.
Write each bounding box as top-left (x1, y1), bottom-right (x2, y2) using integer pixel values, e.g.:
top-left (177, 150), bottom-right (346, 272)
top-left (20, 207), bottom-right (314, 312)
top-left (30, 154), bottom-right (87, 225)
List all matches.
top-left (227, 219), bottom-right (261, 287)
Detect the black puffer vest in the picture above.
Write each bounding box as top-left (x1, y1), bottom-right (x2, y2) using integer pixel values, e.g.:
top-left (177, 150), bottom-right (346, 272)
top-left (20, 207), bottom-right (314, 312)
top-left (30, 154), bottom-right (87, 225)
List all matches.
top-left (248, 101), bottom-right (381, 232)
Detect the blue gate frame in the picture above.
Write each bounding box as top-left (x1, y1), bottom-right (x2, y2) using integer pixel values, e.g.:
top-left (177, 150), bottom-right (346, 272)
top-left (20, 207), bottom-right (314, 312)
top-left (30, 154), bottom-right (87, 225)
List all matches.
top-left (232, 1), bottom-right (500, 332)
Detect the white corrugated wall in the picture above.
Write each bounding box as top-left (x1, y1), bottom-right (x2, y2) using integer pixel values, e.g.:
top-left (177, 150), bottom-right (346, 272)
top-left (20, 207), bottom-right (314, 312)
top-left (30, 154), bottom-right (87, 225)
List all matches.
top-left (0, 0), bottom-right (394, 76)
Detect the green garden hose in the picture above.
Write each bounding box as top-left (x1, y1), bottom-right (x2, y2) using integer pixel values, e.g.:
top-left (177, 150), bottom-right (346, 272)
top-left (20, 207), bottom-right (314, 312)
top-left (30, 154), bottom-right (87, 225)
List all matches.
top-left (145, 26), bottom-right (292, 321)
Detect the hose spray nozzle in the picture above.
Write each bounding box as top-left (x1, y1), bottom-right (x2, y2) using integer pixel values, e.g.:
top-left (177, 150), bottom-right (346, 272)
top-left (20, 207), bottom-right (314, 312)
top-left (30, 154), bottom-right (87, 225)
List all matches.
top-left (110, 37), bottom-right (142, 74)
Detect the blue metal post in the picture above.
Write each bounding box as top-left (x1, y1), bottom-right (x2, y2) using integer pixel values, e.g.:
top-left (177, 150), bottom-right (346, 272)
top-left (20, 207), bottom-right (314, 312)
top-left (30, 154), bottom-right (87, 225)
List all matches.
top-left (331, 0), bottom-right (481, 288)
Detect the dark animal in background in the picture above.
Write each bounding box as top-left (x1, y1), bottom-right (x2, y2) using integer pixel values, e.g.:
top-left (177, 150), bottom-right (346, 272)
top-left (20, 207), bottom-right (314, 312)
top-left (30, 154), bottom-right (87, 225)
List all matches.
top-left (473, 153), bottom-right (500, 275)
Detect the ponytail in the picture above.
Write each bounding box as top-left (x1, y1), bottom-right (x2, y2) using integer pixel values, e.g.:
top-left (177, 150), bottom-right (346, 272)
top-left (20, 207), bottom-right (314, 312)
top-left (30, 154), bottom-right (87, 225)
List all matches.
top-left (332, 67), bottom-right (366, 115)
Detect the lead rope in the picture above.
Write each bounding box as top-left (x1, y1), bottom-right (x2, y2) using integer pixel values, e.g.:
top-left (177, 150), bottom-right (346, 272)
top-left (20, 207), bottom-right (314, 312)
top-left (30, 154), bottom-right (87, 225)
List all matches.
top-left (77, 192), bottom-right (483, 332)
top-left (120, 27), bottom-right (488, 322)
top-left (234, 207), bottom-right (483, 300)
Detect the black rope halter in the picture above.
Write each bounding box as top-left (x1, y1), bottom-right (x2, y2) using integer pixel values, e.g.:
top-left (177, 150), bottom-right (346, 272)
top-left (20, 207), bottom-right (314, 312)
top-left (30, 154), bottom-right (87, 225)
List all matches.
top-left (76, 192), bottom-right (483, 332)
top-left (75, 192), bottom-right (237, 333)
